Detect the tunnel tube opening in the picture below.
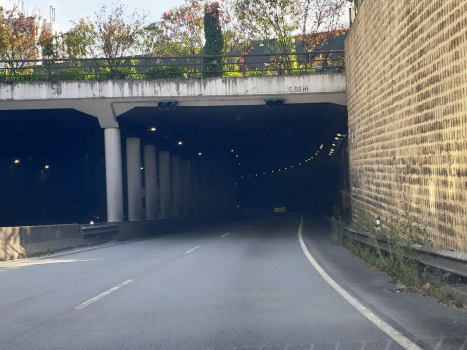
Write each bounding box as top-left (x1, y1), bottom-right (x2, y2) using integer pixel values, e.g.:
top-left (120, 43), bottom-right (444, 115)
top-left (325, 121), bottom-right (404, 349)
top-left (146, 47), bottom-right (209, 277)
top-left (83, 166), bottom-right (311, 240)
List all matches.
top-left (118, 102), bottom-right (349, 220)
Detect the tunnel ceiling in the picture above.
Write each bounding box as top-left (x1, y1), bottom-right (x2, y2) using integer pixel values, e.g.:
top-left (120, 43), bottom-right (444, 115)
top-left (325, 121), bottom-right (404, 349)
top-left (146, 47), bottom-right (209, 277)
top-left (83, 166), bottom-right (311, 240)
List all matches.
top-left (118, 103), bottom-right (348, 176)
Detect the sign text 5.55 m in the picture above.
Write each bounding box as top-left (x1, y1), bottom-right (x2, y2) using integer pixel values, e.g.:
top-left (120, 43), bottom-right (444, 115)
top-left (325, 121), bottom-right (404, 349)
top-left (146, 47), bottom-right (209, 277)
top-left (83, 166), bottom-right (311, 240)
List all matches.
top-left (288, 86), bottom-right (309, 93)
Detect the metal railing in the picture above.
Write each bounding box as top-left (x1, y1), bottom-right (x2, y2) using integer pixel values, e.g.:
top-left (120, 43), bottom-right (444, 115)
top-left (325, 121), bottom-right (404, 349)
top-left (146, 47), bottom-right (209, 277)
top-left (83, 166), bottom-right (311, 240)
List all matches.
top-left (341, 227), bottom-right (467, 279)
top-left (0, 51), bottom-right (345, 82)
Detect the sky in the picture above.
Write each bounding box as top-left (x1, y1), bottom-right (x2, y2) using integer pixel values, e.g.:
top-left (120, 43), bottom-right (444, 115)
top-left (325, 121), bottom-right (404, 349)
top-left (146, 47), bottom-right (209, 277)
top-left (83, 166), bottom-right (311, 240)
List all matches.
top-left (3, 0), bottom-right (187, 32)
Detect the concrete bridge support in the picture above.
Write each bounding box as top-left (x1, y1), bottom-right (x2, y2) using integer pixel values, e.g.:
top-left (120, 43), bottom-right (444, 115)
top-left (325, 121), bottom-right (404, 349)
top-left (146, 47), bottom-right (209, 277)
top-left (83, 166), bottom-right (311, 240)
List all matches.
top-left (159, 151), bottom-right (172, 219)
top-left (126, 138), bottom-right (143, 221)
top-left (144, 145), bottom-right (159, 220)
top-left (182, 160), bottom-right (193, 218)
top-left (192, 161), bottom-right (201, 217)
top-left (171, 156), bottom-right (183, 219)
top-left (104, 128), bottom-right (124, 222)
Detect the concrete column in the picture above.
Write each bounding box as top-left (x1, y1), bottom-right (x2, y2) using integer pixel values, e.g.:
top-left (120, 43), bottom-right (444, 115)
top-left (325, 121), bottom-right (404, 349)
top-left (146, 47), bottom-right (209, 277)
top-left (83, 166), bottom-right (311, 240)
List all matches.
top-left (158, 151), bottom-right (172, 219)
top-left (104, 128), bottom-right (124, 222)
top-left (172, 156), bottom-right (183, 218)
top-left (182, 160), bottom-right (193, 218)
top-left (126, 137), bottom-right (143, 221)
top-left (192, 161), bottom-right (200, 217)
top-left (144, 145), bottom-right (158, 220)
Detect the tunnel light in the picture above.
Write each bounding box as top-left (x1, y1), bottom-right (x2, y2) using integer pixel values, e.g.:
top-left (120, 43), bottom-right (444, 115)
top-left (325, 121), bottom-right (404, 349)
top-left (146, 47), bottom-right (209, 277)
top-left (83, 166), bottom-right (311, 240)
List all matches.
top-left (305, 160), bottom-right (308, 162)
top-left (234, 183), bottom-right (237, 186)
top-left (150, 127), bottom-right (156, 132)
top-left (256, 174), bottom-right (258, 176)
top-left (315, 153), bottom-right (318, 155)
top-left (198, 152), bottom-right (202, 156)
top-left (14, 159), bottom-right (20, 164)
top-left (337, 133), bottom-right (342, 137)
top-left (291, 166), bottom-right (293, 168)
top-left (331, 149), bottom-right (335, 151)
top-left (236, 155), bottom-right (239, 158)
top-left (299, 163), bottom-right (301, 166)
top-left (141, 167), bottom-right (144, 170)
top-left (272, 171), bottom-right (274, 173)
top-left (320, 144), bottom-right (324, 149)
top-left (158, 100), bottom-right (178, 110)
top-left (263, 173), bottom-right (266, 175)
top-left (249, 175), bottom-right (251, 177)
top-left (311, 157), bottom-right (314, 159)
top-left (178, 141), bottom-right (183, 145)
top-left (45, 165), bottom-right (50, 169)
top-left (285, 167), bottom-right (287, 170)
top-left (278, 169), bottom-right (281, 172)
top-left (241, 176), bottom-right (244, 179)
top-left (231, 150), bottom-right (234, 152)
top-left (335, 137), bottom-right (340, 140)
top-left (332, 144), bottom-right (336, 146)
top-left (90, 220), bottom-right (94, 225)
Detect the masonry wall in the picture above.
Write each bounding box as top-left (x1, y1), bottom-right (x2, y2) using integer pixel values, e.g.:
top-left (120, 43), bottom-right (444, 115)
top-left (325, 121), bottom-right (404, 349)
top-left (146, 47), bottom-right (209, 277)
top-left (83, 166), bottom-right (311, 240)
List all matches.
top-left (346, 0), bottom-right (467, 252)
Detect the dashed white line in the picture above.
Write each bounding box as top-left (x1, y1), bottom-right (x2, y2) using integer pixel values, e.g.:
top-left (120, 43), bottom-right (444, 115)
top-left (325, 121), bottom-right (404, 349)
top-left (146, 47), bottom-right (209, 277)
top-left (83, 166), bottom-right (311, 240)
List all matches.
top-left (185, 246), bottom-right (200, 254)
top-left (220, 232), bottom-right (231, 238)
top-left (296, 214), bottom-right (422, 350)
top-left (74, 279), bottom-right (133, 310)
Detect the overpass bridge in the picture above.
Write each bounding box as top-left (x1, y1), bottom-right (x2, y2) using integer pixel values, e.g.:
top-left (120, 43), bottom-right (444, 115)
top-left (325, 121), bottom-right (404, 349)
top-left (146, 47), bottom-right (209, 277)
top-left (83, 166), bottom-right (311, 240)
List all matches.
top-left (0, 74), bottom-right (348, 229)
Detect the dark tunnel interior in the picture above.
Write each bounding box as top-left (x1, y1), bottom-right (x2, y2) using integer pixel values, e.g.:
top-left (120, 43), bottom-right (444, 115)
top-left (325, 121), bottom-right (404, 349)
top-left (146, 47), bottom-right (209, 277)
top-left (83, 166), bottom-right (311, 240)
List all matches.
top-left (0, 103), bottom-right (348, 226)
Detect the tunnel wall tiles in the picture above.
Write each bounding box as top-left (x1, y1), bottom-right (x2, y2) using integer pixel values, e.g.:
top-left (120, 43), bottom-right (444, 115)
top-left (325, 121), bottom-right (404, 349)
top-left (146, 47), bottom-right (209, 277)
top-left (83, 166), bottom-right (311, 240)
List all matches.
top-left (346, 0), bottom-right (467, 252)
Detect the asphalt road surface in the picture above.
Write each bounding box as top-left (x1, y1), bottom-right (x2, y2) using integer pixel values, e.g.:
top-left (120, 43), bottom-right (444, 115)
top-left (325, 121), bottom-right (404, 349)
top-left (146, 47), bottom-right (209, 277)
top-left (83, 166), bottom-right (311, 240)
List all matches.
top-left (1, 213), bottom-right (467, 350)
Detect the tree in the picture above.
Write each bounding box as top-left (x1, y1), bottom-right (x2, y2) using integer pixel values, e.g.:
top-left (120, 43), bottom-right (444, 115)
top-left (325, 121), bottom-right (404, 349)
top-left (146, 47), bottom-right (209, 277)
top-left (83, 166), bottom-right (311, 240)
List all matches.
top-left (203, 2), bottom-right (224, 76)
top-left (144, 0), bottom-right (205, 57)
top-left (67, 2), bottom-right (147, 65)
top-left (297, 0), bottom-right (348, 52)
top-left (234, 0), bottom-right (348, 74)
top-left (0, 1), bottom-right (42, 69)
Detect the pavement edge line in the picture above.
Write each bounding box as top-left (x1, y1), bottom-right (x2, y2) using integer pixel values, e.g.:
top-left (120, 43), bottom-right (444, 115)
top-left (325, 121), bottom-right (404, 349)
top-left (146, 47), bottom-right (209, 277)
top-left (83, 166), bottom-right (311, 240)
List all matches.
top-left (296, 213), bottom-right (422, 350)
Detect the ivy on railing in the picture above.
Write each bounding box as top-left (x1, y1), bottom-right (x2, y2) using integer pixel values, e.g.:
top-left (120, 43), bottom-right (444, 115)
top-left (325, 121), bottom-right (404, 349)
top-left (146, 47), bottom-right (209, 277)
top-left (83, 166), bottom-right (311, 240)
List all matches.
top-left (0, 51), bottom-right (345, 83)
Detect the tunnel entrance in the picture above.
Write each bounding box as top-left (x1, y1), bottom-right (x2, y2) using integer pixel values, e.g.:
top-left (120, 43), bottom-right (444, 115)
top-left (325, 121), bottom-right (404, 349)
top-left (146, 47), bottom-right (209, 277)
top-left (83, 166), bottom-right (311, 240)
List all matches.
top-left (0, 110), bottom-right (105, 226)
top-left (118, 102), bottom-right (348, 218)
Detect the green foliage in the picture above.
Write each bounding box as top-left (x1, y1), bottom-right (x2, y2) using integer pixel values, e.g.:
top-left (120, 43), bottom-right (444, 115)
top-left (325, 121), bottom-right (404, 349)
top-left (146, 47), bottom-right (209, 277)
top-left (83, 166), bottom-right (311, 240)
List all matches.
top-left (332, 204), bottom-right (463, 308)
top-left (146, 66), bottom-right (187, 80)
top-left (203, 3), bottom-right (224, 77)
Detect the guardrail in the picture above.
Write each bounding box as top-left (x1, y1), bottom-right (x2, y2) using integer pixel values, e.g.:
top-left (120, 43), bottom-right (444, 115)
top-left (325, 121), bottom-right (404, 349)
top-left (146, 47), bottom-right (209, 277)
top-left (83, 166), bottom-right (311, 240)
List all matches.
top-left (0, 51), bottom-right (345, 82)
top-left (80, 223), bottom-right (119, 236)
top-left (342, 227), bottom-right (467, 279)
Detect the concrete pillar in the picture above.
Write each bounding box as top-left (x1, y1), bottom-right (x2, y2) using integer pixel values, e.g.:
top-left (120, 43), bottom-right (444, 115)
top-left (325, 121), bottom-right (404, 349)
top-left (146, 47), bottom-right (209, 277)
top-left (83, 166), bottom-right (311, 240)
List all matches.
top-left (104, 128), bottom-right (124, 222)
top-left (182, 160), bottom-right (193, 218)
top-left (172, 156), bottom-right (183, 218)
top-left (158, 151), bottom-right (172, 219)
top-left (144, 145), bottom-right (158, 220)
top-left (192, 161), bottom-right (200, 217)
top-left (126, 137), bottom-right (143, 221)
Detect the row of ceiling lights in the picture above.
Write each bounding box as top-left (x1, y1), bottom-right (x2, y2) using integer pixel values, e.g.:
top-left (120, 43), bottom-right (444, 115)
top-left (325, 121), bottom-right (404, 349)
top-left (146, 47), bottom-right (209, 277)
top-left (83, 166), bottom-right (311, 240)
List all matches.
top-left (329, 133), bottom-right (347, 156)
top-left (238, 143), bottom-right (328, 181)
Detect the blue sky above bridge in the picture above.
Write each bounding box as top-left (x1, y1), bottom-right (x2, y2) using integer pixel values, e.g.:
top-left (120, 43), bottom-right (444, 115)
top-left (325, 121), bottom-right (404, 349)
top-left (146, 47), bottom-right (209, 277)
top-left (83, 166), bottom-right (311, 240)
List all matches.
top-left (7, 0), bottom-right (186, 33)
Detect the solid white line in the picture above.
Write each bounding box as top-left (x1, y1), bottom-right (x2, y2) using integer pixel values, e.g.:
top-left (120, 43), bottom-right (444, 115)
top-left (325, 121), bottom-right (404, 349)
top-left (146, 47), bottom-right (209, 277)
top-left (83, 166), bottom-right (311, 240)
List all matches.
top-left (185, 246), bottom-right (200, 254)
top-left (296, 214), bottom-right (422, 350)
top-left (220, 232), bottom-right (231, 238)
top-left (74, 279), bottom-right (133, 310)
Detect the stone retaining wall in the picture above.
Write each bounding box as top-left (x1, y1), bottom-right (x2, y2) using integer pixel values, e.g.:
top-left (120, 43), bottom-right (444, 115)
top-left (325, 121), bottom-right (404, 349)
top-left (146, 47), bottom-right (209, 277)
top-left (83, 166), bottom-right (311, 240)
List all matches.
top-left (346, 0), bottom-right (467, 252)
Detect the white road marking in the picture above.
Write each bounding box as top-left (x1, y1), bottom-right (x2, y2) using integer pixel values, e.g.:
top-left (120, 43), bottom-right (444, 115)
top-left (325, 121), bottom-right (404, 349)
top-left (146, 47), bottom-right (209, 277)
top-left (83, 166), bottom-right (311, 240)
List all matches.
top-left (74, 279), bottom-right (133, 310)
top-left (185, 246), bottom-right (200, 254)
top-left (220, 232), bottom-right (231, 238)
top-left (296, 214), bottom-right (422, 350)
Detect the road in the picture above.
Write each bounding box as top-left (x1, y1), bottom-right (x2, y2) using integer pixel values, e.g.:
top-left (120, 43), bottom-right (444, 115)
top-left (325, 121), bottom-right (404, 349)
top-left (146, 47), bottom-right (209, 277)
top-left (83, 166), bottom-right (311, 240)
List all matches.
top-left (1, 213), bottom-right (466, 350)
